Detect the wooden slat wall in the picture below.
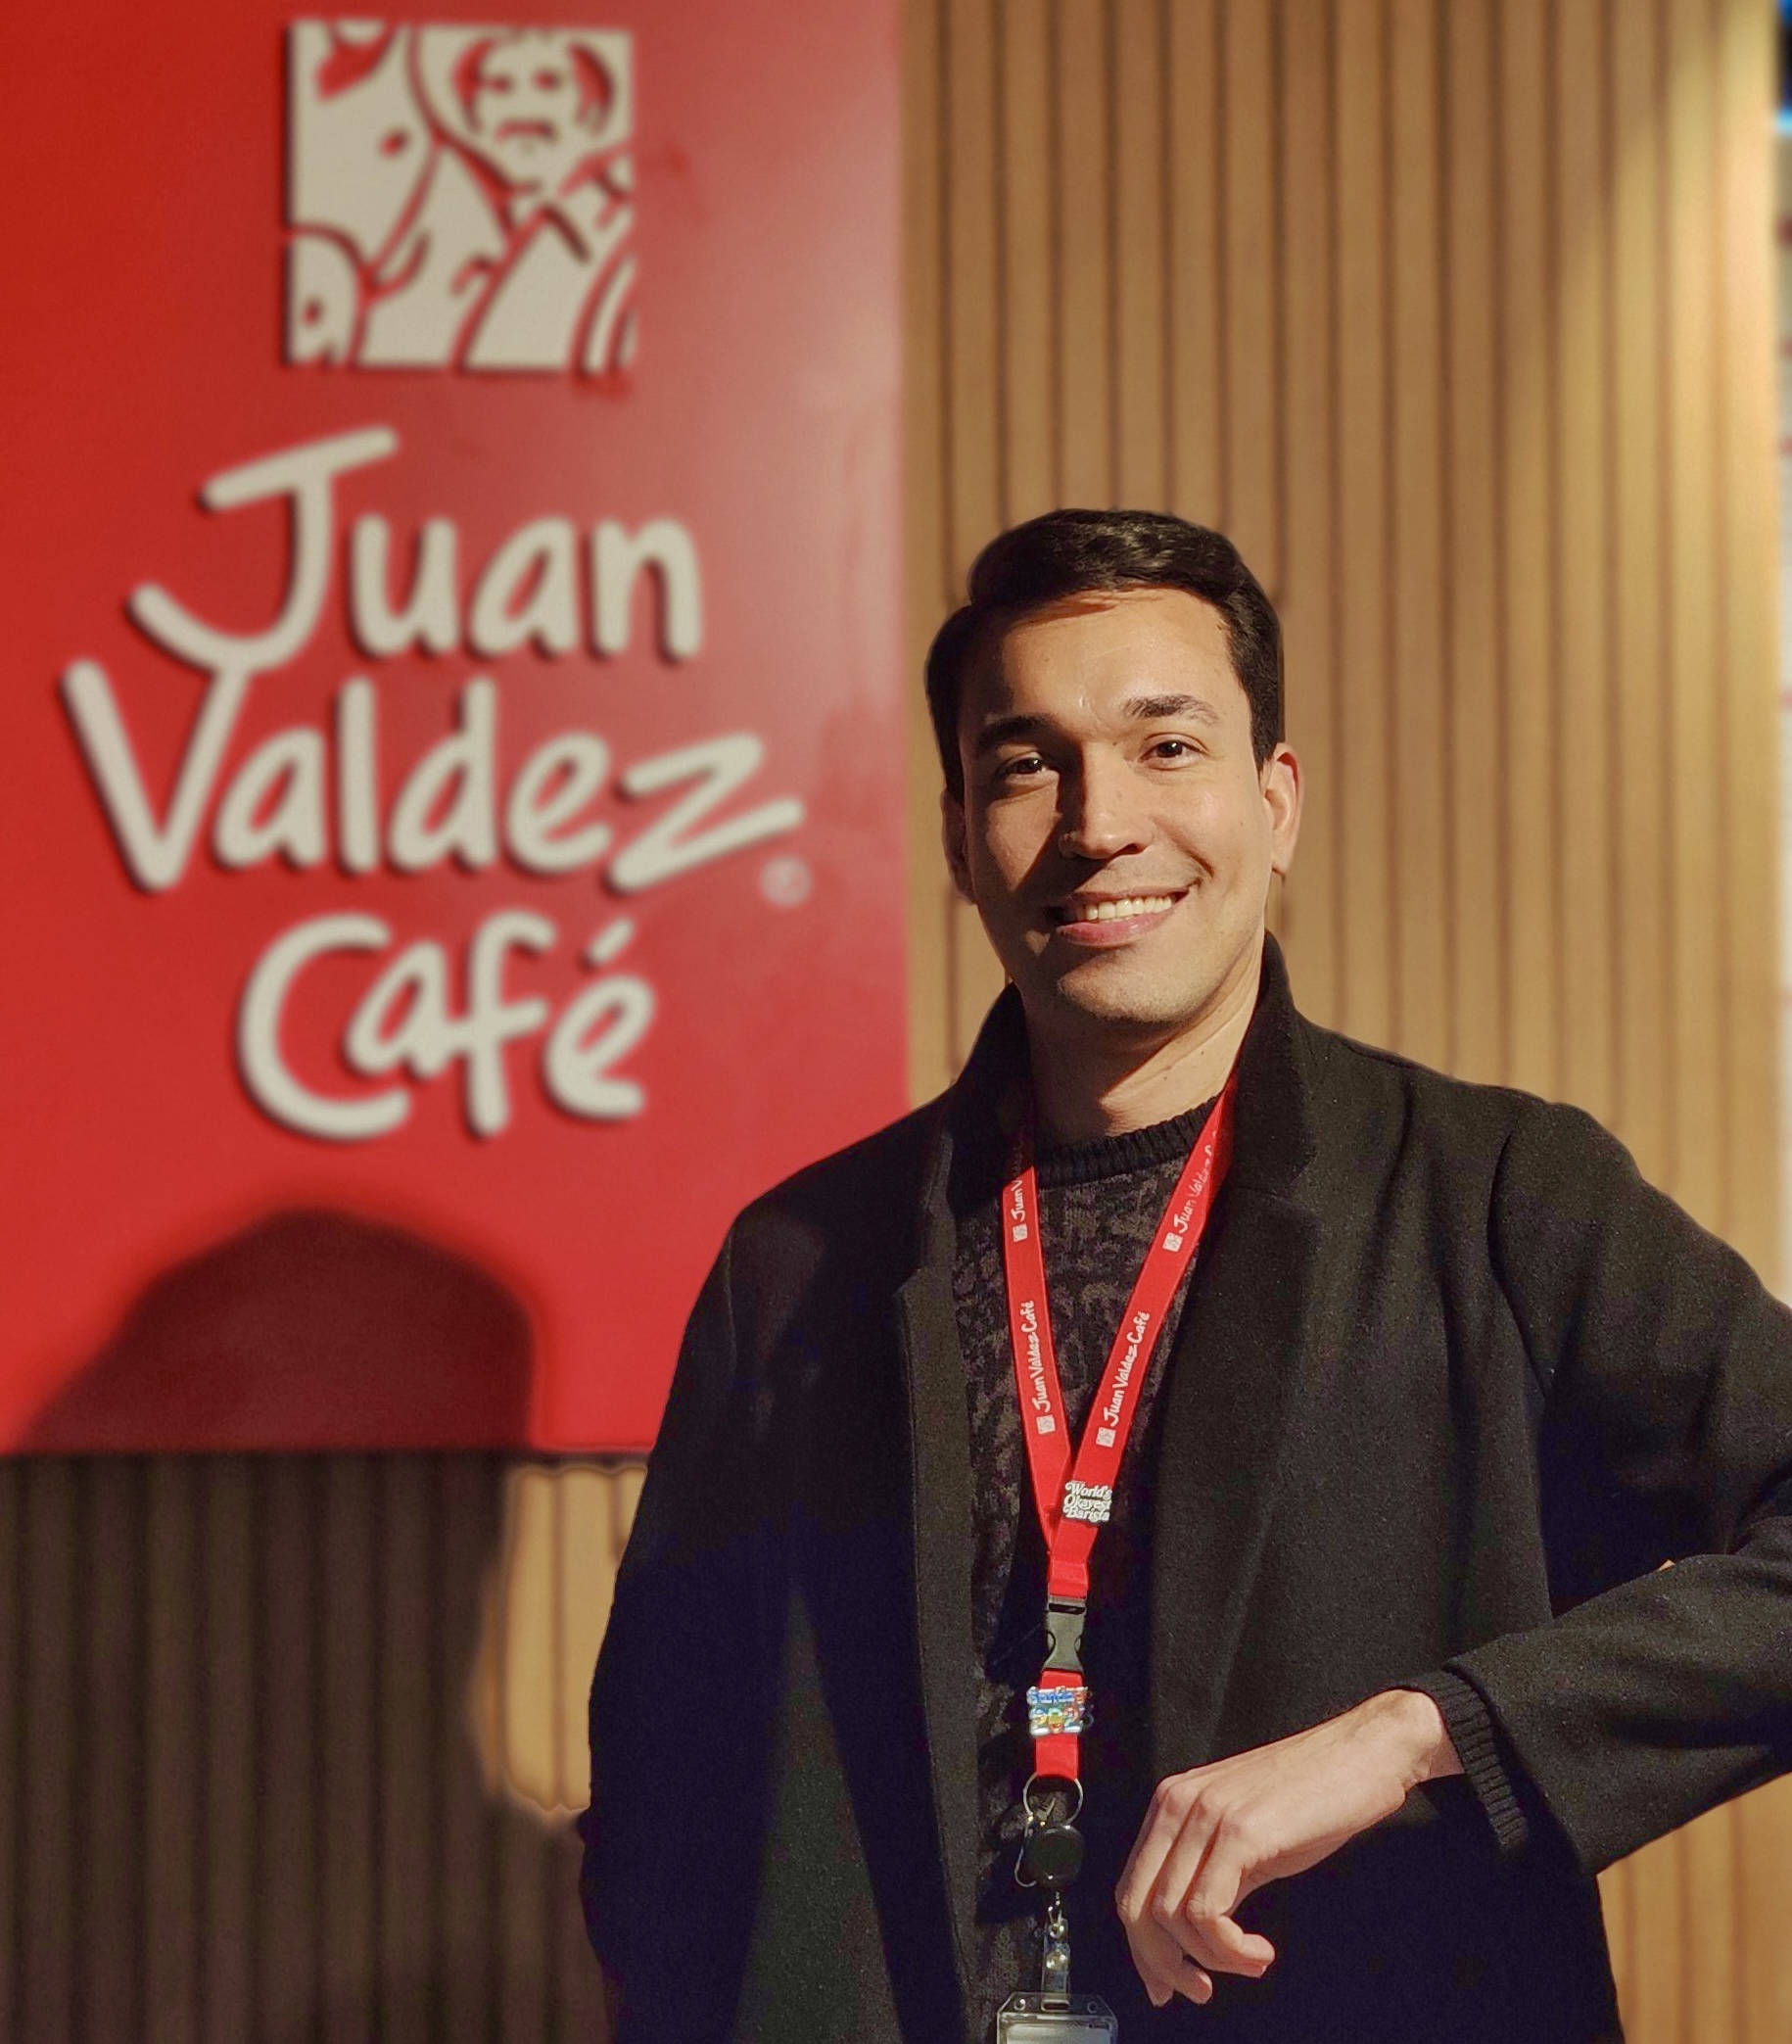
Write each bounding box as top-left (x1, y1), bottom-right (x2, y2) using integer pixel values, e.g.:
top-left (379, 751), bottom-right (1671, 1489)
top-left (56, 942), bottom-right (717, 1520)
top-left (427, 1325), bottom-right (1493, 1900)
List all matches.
top-left (0, 1456), bottom-right (608, 2042)
top-left (4, 5), bottom-right (1788, 2041)
top-left (904, 1), bottom-right (1790, 2040)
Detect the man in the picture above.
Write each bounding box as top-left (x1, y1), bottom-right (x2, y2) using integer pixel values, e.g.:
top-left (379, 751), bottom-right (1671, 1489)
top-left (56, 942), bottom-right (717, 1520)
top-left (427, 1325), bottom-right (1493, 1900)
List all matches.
top-left (582, 509), bottom-right (1792, 2041)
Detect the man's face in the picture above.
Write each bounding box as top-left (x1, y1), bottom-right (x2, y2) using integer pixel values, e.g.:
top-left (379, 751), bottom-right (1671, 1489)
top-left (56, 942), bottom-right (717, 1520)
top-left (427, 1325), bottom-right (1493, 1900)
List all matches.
top-left (943, 586), bottom-right (1301, 1051)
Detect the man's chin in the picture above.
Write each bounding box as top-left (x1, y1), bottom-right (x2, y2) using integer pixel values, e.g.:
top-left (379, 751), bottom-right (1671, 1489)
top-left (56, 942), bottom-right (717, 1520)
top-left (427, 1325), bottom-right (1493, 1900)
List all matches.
top-left (1031, 960), bottom-right (1215, 1035)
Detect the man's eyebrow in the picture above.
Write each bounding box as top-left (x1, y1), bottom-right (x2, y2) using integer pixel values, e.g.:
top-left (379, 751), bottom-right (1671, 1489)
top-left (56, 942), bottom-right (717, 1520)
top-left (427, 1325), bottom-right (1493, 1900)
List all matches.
top-left (1122, 692), bottom-right (1220, 724)
top-left (972, 712), bottom-right (1054, 755)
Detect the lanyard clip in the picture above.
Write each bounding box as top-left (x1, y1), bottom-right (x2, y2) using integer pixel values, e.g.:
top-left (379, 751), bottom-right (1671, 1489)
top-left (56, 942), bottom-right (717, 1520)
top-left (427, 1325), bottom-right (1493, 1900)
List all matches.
top-left (1044, 1593), bottom-right (1086, 1675)
top-left (1042, 1891), bottom-right (1072, 2001)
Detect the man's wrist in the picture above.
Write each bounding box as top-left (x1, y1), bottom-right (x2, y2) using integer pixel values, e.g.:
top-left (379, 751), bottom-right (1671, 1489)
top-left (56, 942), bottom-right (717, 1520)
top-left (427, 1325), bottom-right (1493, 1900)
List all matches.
top-left (1366, 1687), bottom-right (1464, 1788)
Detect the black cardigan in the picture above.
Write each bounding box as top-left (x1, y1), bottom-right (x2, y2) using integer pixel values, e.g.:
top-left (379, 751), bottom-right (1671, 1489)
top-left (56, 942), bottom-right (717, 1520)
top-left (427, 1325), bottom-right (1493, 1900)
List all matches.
top-left (583, 939), bottom-right (1792, 2042)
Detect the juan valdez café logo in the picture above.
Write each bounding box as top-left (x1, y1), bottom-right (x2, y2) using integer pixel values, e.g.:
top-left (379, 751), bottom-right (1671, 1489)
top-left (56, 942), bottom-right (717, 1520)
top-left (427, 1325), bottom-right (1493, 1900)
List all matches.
top-left (59, 428), bottom-right (803, 1145)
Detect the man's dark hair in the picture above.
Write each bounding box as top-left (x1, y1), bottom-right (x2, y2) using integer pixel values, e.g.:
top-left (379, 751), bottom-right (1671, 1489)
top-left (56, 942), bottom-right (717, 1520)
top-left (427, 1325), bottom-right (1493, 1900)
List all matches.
top-left (923, 508), bottom-right (1284, 799)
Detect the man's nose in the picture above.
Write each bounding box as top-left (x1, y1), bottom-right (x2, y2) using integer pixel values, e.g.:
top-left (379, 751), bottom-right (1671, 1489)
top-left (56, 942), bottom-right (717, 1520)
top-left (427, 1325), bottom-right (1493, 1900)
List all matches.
top-left (1056, 754), bottom-right (1150, 861)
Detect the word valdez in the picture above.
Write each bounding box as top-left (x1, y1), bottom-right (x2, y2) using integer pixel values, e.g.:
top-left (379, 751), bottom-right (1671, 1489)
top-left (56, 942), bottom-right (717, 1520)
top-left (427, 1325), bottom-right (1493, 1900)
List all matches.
top-left (72, 671), bottom-right (799, 896)
top-left (59, 426), bottom-right (803, 1140)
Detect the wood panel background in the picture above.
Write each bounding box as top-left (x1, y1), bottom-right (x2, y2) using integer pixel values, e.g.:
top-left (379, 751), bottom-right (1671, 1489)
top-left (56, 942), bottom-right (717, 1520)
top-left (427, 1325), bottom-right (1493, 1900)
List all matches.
top-left (0, 1455), bottom-right (610, 2041)
top-left (2, 2), bottom-right (1788, 2040)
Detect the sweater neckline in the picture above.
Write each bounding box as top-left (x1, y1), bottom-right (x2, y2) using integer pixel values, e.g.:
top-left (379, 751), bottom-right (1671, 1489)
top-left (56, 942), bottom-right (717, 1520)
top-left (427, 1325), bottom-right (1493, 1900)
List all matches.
top-left (1033, 1096), bottom-right (1217, 1190)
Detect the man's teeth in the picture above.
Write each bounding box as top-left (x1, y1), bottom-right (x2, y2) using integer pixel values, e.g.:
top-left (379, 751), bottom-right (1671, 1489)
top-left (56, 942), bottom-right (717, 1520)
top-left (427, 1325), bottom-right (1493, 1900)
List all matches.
top-left (1068, 895), bottom-right (1175, 923)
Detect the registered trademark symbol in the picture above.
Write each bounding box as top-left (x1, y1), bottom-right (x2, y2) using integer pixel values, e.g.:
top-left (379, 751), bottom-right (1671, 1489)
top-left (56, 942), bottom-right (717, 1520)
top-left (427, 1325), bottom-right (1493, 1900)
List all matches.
top-left (760, 852), bottom-right (812, 908)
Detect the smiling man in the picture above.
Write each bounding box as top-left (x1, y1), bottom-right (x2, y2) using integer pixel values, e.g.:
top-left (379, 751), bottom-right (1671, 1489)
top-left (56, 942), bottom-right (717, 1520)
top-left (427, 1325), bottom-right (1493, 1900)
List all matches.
top-left (584, 510), bottom-right (1792, 2043)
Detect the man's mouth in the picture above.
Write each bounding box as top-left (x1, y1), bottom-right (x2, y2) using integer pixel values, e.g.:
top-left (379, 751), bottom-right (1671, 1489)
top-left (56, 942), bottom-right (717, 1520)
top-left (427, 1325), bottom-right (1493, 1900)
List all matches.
top-left (1048, 891), bottom-right (1183, 927)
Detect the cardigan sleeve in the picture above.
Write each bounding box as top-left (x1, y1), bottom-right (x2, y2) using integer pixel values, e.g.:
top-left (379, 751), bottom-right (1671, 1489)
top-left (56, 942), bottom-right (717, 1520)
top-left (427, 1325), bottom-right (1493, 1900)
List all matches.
top-left (1438, 1098), bottom-right (1792, 1875)
top-left (1393, 1668), bottom-right (1532, 1855)
top-left (579, 1227), bottom-right (771, 2034)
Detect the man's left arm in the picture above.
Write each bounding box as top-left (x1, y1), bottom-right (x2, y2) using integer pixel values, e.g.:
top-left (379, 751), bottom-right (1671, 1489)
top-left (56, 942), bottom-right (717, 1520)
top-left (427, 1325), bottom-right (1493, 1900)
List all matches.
top-left (1436, 1097), bottom-right (1792, 1869)
top-left (1117, 1096), bottom-right (1792, 2003)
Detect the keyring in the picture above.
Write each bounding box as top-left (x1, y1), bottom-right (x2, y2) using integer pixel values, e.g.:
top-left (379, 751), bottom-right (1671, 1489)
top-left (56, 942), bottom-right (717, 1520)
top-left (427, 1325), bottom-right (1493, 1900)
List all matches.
top-left (1020, 1771), bottom-right (1084, 1825)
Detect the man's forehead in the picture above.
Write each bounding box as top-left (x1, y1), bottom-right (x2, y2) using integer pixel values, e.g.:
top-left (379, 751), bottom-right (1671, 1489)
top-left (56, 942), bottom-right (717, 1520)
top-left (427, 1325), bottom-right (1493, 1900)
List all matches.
top-left (962, 585), bottom-right (1245, 725)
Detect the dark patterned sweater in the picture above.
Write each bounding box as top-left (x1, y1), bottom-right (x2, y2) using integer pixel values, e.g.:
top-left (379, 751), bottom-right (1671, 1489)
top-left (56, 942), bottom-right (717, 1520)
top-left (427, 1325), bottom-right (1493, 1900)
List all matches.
top-left (952, 1097), bottom-right (1217, 2038)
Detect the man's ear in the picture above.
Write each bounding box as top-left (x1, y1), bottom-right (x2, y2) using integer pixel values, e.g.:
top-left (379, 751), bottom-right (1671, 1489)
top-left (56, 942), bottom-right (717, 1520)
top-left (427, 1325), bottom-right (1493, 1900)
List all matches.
top-left (941, 788), bottom-right (975, 903)
top-left (1261, 741), bottom-right (1302, 878)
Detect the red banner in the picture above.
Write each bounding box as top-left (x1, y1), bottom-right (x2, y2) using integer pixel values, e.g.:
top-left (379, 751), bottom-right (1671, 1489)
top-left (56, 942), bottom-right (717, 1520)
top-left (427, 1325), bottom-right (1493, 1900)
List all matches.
top-left (0, 0), bottom-right (906, 1450)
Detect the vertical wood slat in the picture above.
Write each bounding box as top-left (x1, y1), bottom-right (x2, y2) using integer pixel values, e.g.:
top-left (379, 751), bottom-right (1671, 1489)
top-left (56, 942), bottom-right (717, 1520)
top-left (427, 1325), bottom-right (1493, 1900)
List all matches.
top-left (1441, 0), bottom-right (1505, 1086)
top-left (614, 1468), bottom-right (647, 1561)
top-left (1716, 1), bottom-right (1783, 2030)
top-left (380, 1457), bottom-right (435, 2044)
top-left (439, 1455), bottom-right (498, 2044)
top-left (498, 1467), bottom-right (563, 1815)
top-left (1276, 0), bottom-right (1339, 1028)
top-left (943, 0), bottom-right (1003, 586)
top-left (553, 1474), bottom-right (617, 2043)
top-left (322, 1457), bottom-right (377, 2044)
top-left (1665, 0), bottom-right (1724, 1235)
top-left (1222, 0), bottom-right (1279, 589)
top-left (1715, 0), bottom-right (1779, 1285)
top-left (1553, 0), bottom-right (1616, 1128)
top-left (1684, 1803), bottom-right (1741, 2044)
top-left (556, 1465), bottom-right (623, 1811)
top-left (83, 1460), bottom-right (141, 2044)
top-left (1739, 1776), bottom-right (1792, 2044)
top-left (1610, 0), bottom-right (1673, 1190)
top-left (23, 1462), bottom-right (75, 2044)
top-left (1257, 0), bottom-right (1288, 1000)
top-left (1055, 0), bottom-right (1111, 507)
top-left (202, 1458), bottom-right (255, 2044)
top-left (1388, 0), bottom-right (1447, 1070)
top-left (1166, 0), bottom-right (1222, 527)
top-left (1111, 0), bottom-right (1167, 509)
top-left (471, 1459), bottom-right (650, 1829)
top-left (1000, 0), bottom-right (1058, 523)
top-left (497, 1810), bottom-right (548, 2044)
top-left (144, 1460), bottom-right (199, 2044)
top-left (1498, 0), bottom-right (1560, 1101)
top-left (1333, 0), bottom-right (1392, 1046)
top-left (1627, 1818), bottom-right (1687, 2044)
top-left (259, 1457), bottom-right (320, 2040)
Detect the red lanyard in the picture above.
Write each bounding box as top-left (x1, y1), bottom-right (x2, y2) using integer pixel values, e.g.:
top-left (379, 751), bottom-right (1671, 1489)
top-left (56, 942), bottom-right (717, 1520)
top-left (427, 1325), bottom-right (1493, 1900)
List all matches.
top-left (1001, 1075), bottom-right (1236, 1781)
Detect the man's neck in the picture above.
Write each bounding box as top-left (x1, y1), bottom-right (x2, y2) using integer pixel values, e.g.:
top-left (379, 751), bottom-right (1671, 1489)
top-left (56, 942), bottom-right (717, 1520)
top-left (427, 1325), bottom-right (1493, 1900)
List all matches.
top-left (1025, 943), bottom-right (1262, 1148)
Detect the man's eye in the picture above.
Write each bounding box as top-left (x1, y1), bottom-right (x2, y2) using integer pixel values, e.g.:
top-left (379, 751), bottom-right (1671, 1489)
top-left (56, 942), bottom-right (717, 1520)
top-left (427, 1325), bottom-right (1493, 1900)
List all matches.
top-left (996, 754), bottom-right (1048, 782)
top-left (1148, 737), bottom-right (1198, 761)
